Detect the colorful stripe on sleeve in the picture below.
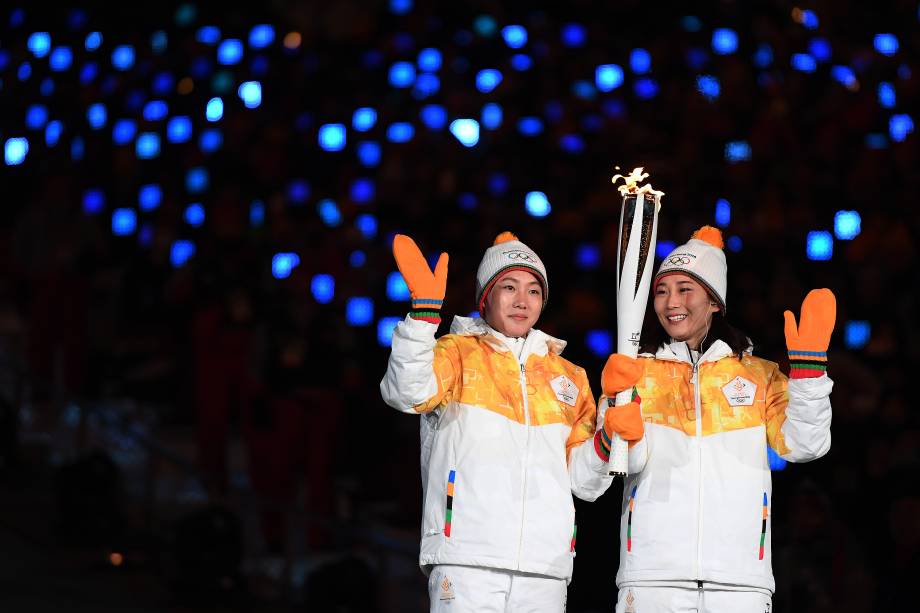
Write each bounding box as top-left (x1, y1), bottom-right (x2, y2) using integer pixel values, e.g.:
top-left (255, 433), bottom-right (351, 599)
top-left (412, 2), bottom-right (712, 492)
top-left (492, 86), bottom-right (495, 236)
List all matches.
top-left (444, 469), bottom-right (456, 537)
top-left (759, 492), bottom-right (768, 560)
top-left (788, 349), bottom-right (827, 378)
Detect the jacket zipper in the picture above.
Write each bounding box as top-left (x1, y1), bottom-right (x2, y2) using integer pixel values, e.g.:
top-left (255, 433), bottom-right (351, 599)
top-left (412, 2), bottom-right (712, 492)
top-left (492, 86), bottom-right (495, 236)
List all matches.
top-left (516, 360), bottom-right (531, 569)
top-left (688, 344), bottom-right (704, 581)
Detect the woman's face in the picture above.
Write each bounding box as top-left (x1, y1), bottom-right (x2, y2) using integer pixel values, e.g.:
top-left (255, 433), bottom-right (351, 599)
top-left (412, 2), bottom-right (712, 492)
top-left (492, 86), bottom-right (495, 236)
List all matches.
top-left (653, 274), bottom-right (720, 350)
top-left (483, 270), bottom-right (543, 338)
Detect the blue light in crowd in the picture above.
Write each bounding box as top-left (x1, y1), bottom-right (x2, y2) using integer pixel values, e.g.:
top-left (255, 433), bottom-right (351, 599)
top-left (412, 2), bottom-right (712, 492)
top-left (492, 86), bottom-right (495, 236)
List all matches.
top-left (800, 9), bottom-right (819, 29)
top-left (49, 47), bottom-right (73, 71)
top-left (865, 133), bottom-right (887, 149)
top-left (413, 73), bottom-right (440, 98)
top-left (319, 124), bottom-right (346, 151)
top-left (387, 271), bottom-right (410, 300)
top-left (196, 26), bottom-right (221, 45)
top-left (10, 9), bottom-right (25, 27)
top-left (715, 198), bottom-right (731, 227)
top-left (596, 64), bottom-right (624, 91)
top-left (353, 108), bottom-right (377, 132)
top-left (390, 0), bottom-right (413, 15)
top-left (45, 121), bottom-right (63, 147)
top-left (874, 34), bottom-right (898, 56)
top-left (481, 103), bottom-right (503, 129)
top-left (26, 104), bottom-right (49, 130)
top-left (138, 224), bottom-right (154, 247)
top-left (450, 119), bottom-right (480, 146)
top-left (171, 241), bottom-right (196, 268)
top-left (791, 53), bottom-right (817, 73)
top-left (560, 134), bottom-right (585, 153)
top-left (831, 66), bottom-right (856, 88)
top-left (83, 190), bottom-right (104, 214)
top-left (351, 178), bottom-right (375, 202)
top-left (317, 199), bottom-right (342, 227)
top-left (727, 235), bottom-right (743, 252)
top-left (575, 244), bottom-right (601, 269)
top-left (389, 62), bottom-right (416, 88)
top-left (561, 23), bottom-right (586, 47)
top-left (249, 25), bottom-right (275, 48)
top-left (357, 141), bottom-right (381, 166)
top-left (167, 116), bottom-right (193, 143)
top-left (844, 321), bottom-right (871, 349)
top-left (377, 317), bottom-right (402, 347)
top-left (834, 210), bottom-right (861, 239)
top-left (271, 252), bottom-right (300, 279)
top-left (572, 80), bottom-right (596, 100)
top-left (586, 330), bottom-right (613, 358)
top-left (346, 298), bottom-right (374, 326)
top-left (634, 78), bottom-right (659, 99)
top-left (418, 48), bottom-right (442, 71)
top-left (681, 16), bottom-right (702, 32)
top-left (767, 447), bottom-right (787, 471)
top-left (349, 250), bottom-right (366, 267)
top-left (712, 28), bottom-right (738, 55)
top-left (630, 48), bottom-right (651, 74)
top-left (184, 203), bottom-right (205, 227)
top-left (40, 77), bottom-right (55, 96)
top-left (387, 122), bottom-right (414, 143)
top-left (889, 114), bottom-right (913, 142)
top-left (473, 15), bottom-right (497, 37)
top-left (152, 72), bottom-right (174, 95)
top-left (139, 184), bottom-right (162, 211)
top-left (84, 31), bottom-right (102, 51)
top-left (287, 179), bottom-right (310, 203)
top-left (878, 82), bottom-right (896, 108)
top-left (420, 104), bottom-right (448, 130)
top-left (525, 191), bottom-right (551, 217)
top-left (113, 119), bottom-right (137, 145)
top-left (87, 104), bottom-right (107, 129)
top-left (112, 45), bottom-right (135, 70)
top-left (517, 116), bottom-right (543, 135)
top-left (186, 167), bottom-right (209, 193)
top-left (686, 47), bottom-right (708, 70)
top-left (458, 193), bottom-right (477, 210)
top-left (502, 25), bottom-right (527, 49)
top-left (28, 32), bottom-right (51, 58)
top-left (203, 98), bottom-right (223, 122)
top-left (808, 38), bottom-right (832, 62)
top-left (311, 274), bottom-right (335, 304)
top-left (18, 62), bottom-right (32, 81)
top-left (250, 200), bottom-right (265, 227)
top-left (143, 101), bottom-right (168, 121)
top-left (71, 137), bottom-right (84, 161)
top-left (476, 69), bottom-right (502, 93)
top-left (489, 172), bottom-right (509, 196)
top-left (151, 30), bottom-right (168, 53)
top-left (697, 75), bottom-right (720, 100)
top-left (4, 138), bottom-right (28, 165)
top-left (112, 209), bottom-right (137, 235)
top-left (655, 240), bottom-right (676, 259)
top-left (725, 140), bottom-right (751, 162)
top-left (511, 54), bottom-right (532, 71)
top-left (806, 231), bottom-right (833, 261)
top-left (356, 214), bottom-right (377, 239)
top-left (238, 81), bottom-right (262, 108)
top-left (217, 39), bottom-right (243, 65)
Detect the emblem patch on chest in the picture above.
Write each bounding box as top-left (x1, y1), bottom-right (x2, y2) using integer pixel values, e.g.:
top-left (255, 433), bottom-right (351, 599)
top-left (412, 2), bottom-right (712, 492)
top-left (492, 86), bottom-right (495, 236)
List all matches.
top-left (721, 376), bottom-right (757, 406)
top-left (550, 375), bottom-right (579, 406)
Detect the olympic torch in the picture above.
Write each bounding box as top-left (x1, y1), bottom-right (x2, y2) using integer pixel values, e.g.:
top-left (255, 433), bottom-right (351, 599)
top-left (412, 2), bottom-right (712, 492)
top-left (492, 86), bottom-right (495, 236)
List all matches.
top-left (607, 168), bottom-right (663, 477)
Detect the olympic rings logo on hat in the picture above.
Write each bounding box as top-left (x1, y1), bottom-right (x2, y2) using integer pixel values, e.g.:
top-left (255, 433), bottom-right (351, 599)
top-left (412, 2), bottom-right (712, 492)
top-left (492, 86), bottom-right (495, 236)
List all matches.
top-left (503, 250), bottom-right (538, 263)
top-left (666, 255), bottom-right (692, 266)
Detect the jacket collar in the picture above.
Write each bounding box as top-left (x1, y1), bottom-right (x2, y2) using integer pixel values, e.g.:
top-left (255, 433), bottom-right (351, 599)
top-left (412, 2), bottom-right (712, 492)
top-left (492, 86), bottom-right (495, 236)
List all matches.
top-left (449, 315), bottom-right (567, 357)
top-left (641, 338), bottom-right (752, 364)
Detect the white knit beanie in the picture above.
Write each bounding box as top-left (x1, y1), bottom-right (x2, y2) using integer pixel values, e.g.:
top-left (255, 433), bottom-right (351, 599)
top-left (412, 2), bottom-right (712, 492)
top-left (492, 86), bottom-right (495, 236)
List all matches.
top-left (655, 226), bottom-right (727, 313)
top-left (476, 232), bottom-right (548, 314)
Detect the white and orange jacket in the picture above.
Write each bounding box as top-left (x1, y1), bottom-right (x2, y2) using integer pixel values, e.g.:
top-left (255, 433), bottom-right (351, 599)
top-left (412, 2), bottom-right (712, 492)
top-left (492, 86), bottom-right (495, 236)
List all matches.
top-left (380, 315), bottom-right (613, 582)
top-left (609, 339), bottom-right (833, 594)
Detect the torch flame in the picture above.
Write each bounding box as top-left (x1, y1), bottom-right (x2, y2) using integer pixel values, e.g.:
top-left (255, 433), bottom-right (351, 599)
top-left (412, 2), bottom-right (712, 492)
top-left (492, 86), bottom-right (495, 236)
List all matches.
top-left (612, 166), bottom-right (665, 199)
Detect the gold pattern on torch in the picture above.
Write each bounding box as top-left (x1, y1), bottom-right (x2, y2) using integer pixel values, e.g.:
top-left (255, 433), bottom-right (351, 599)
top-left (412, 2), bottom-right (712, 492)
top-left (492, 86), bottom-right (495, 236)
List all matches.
top-left (611, 166), bottom-right (665, 200)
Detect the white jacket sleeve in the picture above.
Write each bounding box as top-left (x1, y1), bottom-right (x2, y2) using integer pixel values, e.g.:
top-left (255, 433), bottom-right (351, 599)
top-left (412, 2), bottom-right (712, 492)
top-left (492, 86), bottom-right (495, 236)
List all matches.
top-left (379, 315), bottom-right (456, 414)
top-left (767, 370), bottom-right (833, 462)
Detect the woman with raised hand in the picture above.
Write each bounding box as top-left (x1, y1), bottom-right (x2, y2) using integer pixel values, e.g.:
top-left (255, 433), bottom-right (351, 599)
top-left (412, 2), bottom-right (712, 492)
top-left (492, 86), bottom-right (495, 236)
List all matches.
top-left (600, 225), bottom-right (836, 613)
top-left (380, 231), bottom-right (634, 613)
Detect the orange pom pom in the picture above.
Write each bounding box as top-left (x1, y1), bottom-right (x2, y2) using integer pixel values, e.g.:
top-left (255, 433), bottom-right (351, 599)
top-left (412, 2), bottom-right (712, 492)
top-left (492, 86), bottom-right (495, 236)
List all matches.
top-left (691, 226), bottom-right (724, 250)
top-left (493, 231), bottom-right (519, 245)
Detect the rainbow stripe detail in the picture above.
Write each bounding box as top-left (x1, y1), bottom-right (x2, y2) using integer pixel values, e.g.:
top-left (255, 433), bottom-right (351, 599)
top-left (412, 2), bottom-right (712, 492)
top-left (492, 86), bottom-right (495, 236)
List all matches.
top-left (627, 485), bottom-right (637, 552)
top-left (410, 298), bottom-right (443, 325)
top-left (594, 429), bottom-right (611, 462)
top-left (445, 470), bottom-right (456, 537)
top-left (788, 349), bottom-right (827, 379)
top-left (570, 524), bottom-right (577, 552)
top-left (758, 492), bottom-right (768, 560)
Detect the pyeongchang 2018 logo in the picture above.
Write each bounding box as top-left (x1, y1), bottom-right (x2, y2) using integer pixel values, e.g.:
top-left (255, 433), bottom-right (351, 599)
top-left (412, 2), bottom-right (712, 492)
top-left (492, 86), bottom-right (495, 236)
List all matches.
top-left (502, 250), bottom-right (539, 264)
top-left (665, 252), bottom-right (696, 267)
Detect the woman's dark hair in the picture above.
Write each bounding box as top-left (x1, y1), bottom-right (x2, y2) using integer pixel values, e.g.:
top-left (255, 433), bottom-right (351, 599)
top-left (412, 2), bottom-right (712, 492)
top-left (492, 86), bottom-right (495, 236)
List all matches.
top-left (638, 302), bottom-right (751, 358)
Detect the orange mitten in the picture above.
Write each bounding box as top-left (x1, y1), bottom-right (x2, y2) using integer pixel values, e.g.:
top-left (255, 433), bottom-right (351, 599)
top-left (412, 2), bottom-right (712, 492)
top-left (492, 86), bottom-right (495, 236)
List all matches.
top-left (392, 234), bottom-right (448, 324)
top-left (594, 394), bottom-right (644, 461)
top-left (601, 354), bottom-right (643, 396)
top-left (784, 288), bottom-right (836, 378)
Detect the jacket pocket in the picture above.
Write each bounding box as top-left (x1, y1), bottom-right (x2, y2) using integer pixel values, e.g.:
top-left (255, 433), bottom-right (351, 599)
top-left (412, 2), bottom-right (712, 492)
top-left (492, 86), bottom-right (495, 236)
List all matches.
top-left (445, 469), bottom-right (456, 538)
top-left (758, 492), bottom-right (768, 560)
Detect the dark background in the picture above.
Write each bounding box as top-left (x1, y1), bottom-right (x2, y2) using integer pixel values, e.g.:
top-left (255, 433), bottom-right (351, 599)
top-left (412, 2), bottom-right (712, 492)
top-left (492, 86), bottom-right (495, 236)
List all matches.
top-left (0, 1), bottom-right (917, 611)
